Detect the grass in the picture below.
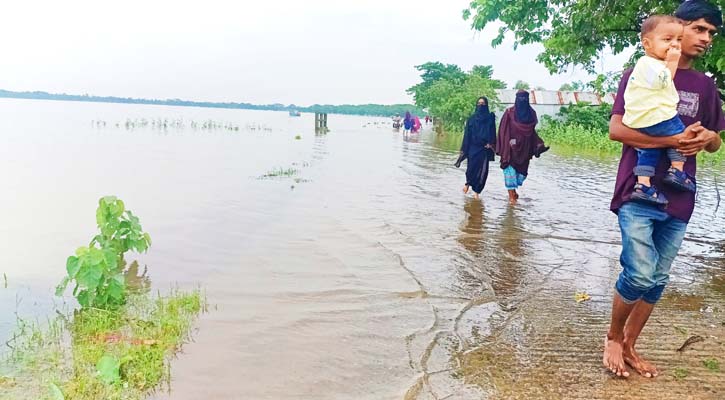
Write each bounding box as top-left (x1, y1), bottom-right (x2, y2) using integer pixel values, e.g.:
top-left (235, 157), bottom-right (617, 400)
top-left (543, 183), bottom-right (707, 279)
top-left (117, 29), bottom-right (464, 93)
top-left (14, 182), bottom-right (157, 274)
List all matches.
top-left (539, 122), bottom-right (725, 165)
top-left (1, 289), bottom-right (204, 400)
top-left (703, 358), bottom-right (720, 372)
top-left (673, 367), bottom-right (689, 380)
top-left (538, 123), bottom-right (621, 153)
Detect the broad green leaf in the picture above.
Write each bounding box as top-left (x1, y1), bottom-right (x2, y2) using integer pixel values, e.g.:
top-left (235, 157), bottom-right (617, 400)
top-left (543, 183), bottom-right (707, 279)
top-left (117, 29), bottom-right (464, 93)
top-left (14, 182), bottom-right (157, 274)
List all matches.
top-left (55, 276), bottom-right (70, 296)
top-left (75, 246), bottom-right (89, 257)
top-left (107, 275), bottom-right (125, 302)
top-left (49, 383), bottom-right (65, 400)
top-left (76, 262), bottom-right (103, 289)
top-left (143, 232), bottom-right (152, 246)
top-left (66, 256), bottom-right (80, 277)
top-left (76, 290), bottom-right (91, 308)
top-left (96, 354), bottom-right (121, 385)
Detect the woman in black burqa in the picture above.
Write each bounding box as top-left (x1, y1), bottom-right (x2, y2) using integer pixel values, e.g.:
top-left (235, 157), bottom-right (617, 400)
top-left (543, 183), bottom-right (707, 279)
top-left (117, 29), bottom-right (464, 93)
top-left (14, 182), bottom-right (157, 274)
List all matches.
top-left (456, 97), bottom-right (496, 200)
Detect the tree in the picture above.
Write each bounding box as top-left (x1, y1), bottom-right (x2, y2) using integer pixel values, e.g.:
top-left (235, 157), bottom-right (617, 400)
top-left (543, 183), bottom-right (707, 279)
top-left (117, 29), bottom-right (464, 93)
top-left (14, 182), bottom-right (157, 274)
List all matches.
top-left (559, 81), bottom-right (586, 91)
top-left (406, 62), bottom-right (466, 106)
top-left (408, 63), bottom-right (506, 132)
top-left (514, 80), bottom-right (531, 90)
top-left (463, 0), bottom-right (725, 99)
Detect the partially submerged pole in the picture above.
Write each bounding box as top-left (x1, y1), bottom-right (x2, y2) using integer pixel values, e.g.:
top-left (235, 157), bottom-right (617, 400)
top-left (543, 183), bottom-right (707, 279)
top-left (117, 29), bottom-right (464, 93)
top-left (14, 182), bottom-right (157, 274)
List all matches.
top-left (314, 113), bottom-right (328, 133)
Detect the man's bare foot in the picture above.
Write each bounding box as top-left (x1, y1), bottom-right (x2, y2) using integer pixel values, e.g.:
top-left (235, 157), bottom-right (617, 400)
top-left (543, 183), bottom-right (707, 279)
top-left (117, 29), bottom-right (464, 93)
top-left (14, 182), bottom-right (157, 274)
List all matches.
top-left (623, 346), bottom-right (658, 378)
top-left (473, 192), bottom-right (480, 200)
top-left (603, 336), bottom-right (630, 378)
top-left (463, 184), bottom-right (469, 194)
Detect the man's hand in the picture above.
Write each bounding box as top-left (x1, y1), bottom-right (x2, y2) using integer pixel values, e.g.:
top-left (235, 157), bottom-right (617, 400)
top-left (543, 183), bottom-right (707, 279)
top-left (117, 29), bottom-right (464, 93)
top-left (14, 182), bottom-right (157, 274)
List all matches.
top-left (677, 124), bottom-right (721, 156)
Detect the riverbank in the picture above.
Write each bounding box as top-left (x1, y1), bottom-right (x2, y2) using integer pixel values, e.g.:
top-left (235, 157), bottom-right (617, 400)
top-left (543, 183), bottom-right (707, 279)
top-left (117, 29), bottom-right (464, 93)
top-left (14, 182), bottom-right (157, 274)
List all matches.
top-left (0, 289), bottom-right (204, 400)
top-left (2, 100), bottom-right (723, 399)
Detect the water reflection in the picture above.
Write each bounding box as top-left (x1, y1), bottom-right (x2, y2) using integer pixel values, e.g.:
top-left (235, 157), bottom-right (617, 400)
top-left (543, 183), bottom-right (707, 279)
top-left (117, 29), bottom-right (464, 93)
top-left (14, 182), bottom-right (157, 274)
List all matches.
top-left (403, 133), bottom-right (420, 143)
top-left (124, 261), bottom-right (151, 294)
top-left (490, 206), bottom-right (527, 298)
top-left (458, 199), bottom-right (486, 257)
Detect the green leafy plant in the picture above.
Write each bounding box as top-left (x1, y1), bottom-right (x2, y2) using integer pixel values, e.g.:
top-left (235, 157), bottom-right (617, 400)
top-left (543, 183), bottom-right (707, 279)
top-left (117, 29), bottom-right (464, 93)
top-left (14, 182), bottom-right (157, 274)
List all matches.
top-left (463, 0), bottom-right (725, 99)
top-left (407, 62), bottom-right (506, 133)
top-left (703, 358), bottom-right (720, 372)
top-left (56, 196), bottom-right (151, 309)
top-left (556, 102), bottom-right (613, 133)
top-left (673, 367), bottom-right (689, 380)
top-left (96, 355), bottom-right (121, 385)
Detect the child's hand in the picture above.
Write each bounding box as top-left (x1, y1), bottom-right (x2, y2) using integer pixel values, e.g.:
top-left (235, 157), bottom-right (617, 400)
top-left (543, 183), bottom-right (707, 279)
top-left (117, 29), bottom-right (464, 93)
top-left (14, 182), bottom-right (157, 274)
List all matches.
top-left (665, 47), bottom-right (681, 62)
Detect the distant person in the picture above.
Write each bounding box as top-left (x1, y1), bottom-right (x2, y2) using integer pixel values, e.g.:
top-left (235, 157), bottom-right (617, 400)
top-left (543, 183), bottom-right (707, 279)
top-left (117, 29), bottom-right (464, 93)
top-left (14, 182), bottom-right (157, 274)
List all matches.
top-left (403, 111), bottom-right (413, 133)
top-left (392, 114), bottom-right (402, 130)
top-left (496, 90), bottom-right (549, 204)
top-left (425, 115), bottom-right (431, 124)
top-left (412, 115), bottom-right (422, 133)
top-left (456, 97), bottom-right (496, 200)
top-left (623, 15), bottom-right (696, 206)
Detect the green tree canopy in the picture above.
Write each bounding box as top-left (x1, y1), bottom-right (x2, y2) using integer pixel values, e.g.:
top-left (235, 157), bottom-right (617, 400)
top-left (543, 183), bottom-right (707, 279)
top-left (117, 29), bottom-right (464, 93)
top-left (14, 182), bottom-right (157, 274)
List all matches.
top-left (559, 81), bottom-right (586, 91)
top-left (514, 80), bottom-right (531, 90)
top-left (408, 63), bottom-right (506, 132)
top-left (463, 0), bottom-right (725, 97)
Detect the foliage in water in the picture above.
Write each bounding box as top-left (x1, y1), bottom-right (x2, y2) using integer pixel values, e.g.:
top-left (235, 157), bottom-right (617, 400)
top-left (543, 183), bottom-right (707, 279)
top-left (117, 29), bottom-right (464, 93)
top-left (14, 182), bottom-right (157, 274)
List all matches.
top-left (56, 196), bottom-right (151, 309)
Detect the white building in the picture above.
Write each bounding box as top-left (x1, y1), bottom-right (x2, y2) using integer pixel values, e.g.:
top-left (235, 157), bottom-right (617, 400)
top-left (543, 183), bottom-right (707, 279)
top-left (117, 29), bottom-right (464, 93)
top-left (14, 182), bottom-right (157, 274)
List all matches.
top-left (494, 89), bottom-right (616, 118)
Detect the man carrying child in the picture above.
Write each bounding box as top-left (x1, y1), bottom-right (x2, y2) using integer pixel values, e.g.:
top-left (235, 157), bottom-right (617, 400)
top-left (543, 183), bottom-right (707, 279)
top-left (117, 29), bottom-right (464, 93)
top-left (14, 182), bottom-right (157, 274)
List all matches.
top-left (604, 0), bottom-right (725, 379)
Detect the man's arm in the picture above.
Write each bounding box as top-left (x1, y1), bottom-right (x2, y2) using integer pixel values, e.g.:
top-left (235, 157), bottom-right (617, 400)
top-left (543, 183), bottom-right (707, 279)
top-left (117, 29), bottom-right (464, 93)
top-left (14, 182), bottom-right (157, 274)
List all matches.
top-left (609, 114), bottom-right (687, 148)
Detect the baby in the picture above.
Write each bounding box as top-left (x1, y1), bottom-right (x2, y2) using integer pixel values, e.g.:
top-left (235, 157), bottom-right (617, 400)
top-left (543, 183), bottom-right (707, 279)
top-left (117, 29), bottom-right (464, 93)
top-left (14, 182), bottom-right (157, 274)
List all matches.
top-left (623, 15), bottom-right (696, 206)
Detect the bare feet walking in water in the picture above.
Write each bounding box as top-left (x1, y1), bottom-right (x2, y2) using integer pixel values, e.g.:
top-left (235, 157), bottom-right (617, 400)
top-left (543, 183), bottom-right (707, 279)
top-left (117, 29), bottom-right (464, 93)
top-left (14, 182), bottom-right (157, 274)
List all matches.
top-left (603, 336), bottom-right (629, 378)
top-left (623, 344), bottom-right (658, 378)
top-left (473, 192), bottom-right (480, 200)
top-left (507, 189), bottom-right (518, 204)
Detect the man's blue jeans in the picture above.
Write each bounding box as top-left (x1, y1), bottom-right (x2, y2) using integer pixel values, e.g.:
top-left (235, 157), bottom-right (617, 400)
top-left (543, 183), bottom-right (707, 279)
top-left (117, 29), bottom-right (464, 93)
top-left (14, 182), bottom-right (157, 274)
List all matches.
top-left (616, 202), bottom-right (687, 304)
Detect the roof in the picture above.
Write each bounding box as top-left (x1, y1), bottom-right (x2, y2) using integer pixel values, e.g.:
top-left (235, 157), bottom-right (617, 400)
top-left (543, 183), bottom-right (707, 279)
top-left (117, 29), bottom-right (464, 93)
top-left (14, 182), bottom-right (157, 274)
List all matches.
top-left (495, 89), bottom-right (616, 106)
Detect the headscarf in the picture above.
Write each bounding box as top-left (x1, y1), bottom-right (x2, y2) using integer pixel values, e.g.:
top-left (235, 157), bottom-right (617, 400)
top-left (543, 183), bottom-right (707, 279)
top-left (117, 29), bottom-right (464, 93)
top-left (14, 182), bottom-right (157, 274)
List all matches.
top-left (413, 115), bottom-right (421, 132)
top-left (473, 96), bottom-right (493, 123)
top-left (496, 96), bottom-right (543, 176)
top-left (404, 111), bottom-right (412, 124)
top-left (460, 97), bottom-right (496, 159)
top-left (514, 90), bottom-right (535, 124)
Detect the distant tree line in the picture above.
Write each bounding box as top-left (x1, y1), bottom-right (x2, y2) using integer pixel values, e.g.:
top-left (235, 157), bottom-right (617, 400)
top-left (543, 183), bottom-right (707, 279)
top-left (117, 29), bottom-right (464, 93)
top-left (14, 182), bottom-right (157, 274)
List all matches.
top-left (0, 89), bottom-right (423, 117)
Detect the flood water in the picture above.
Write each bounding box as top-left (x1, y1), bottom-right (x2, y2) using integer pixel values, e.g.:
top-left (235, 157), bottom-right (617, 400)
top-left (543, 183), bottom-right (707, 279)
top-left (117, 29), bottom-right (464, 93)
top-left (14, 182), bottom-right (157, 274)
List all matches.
top-left (1, 99), bottom-right (723, 399)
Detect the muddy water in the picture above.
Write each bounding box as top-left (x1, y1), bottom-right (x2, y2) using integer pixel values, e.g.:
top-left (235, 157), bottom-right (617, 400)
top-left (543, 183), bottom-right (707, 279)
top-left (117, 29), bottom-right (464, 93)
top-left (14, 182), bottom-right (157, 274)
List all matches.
top-left (1, 99), bottom-right (723, 399)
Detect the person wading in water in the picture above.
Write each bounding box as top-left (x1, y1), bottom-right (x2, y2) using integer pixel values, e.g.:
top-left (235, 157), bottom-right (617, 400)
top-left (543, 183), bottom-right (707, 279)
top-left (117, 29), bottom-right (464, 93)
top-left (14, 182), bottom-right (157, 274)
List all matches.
top-left (496, 90), bottom-right (549, 204)
top-left (603, 0), bottom-right (724, 379)
top-left (456, 97), bottom-right (496, 200)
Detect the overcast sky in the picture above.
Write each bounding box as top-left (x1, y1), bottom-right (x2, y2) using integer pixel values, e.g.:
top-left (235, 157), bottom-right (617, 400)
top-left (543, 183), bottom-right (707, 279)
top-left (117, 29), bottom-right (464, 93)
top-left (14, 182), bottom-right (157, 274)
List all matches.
top-left (1, 0), bottom-right (631, 106)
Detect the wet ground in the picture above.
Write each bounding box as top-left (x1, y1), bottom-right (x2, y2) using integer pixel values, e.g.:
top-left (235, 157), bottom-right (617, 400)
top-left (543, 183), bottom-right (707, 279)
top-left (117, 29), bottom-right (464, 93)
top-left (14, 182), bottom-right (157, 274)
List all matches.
top-left (0, 99), bottom-right (723, 399)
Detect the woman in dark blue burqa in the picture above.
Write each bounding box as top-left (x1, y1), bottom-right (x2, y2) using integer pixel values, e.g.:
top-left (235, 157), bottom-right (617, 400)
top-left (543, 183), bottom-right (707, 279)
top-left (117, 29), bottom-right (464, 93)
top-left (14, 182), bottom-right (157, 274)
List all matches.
top-left (458, 97), bottom-right (496, 199)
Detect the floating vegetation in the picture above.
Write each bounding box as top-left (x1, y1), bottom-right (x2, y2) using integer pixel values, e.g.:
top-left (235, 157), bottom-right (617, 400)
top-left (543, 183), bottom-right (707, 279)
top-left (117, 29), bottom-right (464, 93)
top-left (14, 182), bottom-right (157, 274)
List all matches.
top-left (91, 118), bottom-right (273, 133)
top-left (295, 135), bottom-right (302, 140)
top-left (259, 160), bottom-right (313, 187)
top-left (260, 167), bottom-right (299, 179)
